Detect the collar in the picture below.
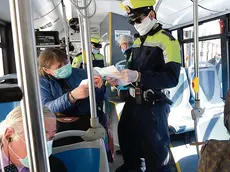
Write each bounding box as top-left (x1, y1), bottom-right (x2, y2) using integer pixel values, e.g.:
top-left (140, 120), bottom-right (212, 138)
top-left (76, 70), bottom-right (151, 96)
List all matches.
top-left (1, 148), bottom-right (25, 171)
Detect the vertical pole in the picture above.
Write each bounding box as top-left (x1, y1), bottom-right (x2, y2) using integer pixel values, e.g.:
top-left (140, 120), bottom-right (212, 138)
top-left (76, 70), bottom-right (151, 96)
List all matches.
top-left (77, 9), bottom-right (87, 69)
top-left (81, 0), bottom-right (99, 126)
top-left (193, 0), bottom-right (200, 106)
top-left (193, 0), bottom-right (201, 156)
top-left (61, 0), bottom-right (70, 62)
top-left (9, 0), bottom-right (50, 171)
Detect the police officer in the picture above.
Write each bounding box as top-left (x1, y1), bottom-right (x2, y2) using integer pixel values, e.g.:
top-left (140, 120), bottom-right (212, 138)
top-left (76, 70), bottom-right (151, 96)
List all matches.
top-left (107, 0), bottom-right (181, 171)
top-left (72, 37), bottom-right (104, 68)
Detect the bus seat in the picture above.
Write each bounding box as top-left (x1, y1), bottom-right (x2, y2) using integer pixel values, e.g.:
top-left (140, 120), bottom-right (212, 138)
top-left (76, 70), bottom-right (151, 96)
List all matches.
top-left (52, 130), bottom-right (109, 172)
top-left (196, 105), bottom-right (229, 142)
top-left (187, 64), bottom-right (224, 109)
top-left (216, 62), bottom-right (223, 97)
top-left (0, 74), bottom-right (20, 121)
top-left (0, 102), bottom-right (20, 121)
top-left (167, 67), bottom-right (193, 134)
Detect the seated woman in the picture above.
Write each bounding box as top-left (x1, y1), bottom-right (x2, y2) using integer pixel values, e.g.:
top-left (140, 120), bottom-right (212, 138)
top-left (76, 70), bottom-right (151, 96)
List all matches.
top-left (38, 48), bottom-right (106, 147)
top-left (0, 106), bottom-right (67, 172)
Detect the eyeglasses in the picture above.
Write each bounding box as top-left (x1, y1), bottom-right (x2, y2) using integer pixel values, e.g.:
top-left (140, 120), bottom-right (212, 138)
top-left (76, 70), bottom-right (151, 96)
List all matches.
top-left (128, 14), bottom-right (146, 25)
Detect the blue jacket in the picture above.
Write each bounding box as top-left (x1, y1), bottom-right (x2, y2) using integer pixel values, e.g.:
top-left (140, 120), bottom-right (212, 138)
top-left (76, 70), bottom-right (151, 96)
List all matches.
top-left (40, 68), bottom-right (106, 117)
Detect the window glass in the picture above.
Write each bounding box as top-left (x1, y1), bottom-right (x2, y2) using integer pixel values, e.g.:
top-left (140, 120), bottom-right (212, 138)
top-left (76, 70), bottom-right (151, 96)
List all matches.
top-left (184, 39), bottom-right (222, 99)
top-left (172, 30), bottom-right (178, 40)
top-left (184, 39), bottom-right (221, 67)
top-left (183, 20), bottom-right (221, 39)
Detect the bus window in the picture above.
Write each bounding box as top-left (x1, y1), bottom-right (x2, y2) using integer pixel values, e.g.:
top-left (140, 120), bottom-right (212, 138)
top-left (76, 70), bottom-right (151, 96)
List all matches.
top-left (172, 30), bottom-right (178, 40)
top-left (183, 39), bottom-right (221, 66)
top-left (199, 20), bottom-right (220, 37)
top-left (184, 39), bottom-right (222, 98)
top-left (183, 19), bottom-right (221, 39)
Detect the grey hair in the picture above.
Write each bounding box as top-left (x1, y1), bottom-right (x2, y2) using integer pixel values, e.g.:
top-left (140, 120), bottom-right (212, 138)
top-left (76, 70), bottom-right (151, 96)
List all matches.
top-left (0, 106), bottom-right (55, 144)
top-left (118, 34), bottom-right (134, 46)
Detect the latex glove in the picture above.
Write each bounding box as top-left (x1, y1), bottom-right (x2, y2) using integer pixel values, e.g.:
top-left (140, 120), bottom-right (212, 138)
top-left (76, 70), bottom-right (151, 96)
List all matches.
top-left (106, 77), bottom-right (118, 86)
top-left (94, 75), bottom-right (103, 88)
top-left (120, 69), bottom-right (139, 83)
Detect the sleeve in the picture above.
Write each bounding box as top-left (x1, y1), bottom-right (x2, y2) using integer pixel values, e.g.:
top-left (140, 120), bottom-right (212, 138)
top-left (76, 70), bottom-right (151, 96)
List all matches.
top-left (40, 78), bottom-right (73, 114)
top-left (141, 37), bottom-right (181, 89)
top-left (141, 62), bottom-right (181, 89)
top-left (72, 54), bottom-right (83, 68)
top-left (95, 84), bottom-right (106, 104)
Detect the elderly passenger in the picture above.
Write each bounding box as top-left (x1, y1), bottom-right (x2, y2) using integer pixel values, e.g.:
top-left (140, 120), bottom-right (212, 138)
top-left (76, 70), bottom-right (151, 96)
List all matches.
top-left (0, 106), bottom-right (66, 172)
top-left (118, 34), bottom-right (134, 61)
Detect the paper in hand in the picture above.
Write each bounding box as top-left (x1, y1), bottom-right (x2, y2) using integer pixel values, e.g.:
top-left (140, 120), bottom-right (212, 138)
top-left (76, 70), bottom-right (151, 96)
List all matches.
top-left (93, 65), bottom-right (130, 86)
top-left (79, 79), bottom-right (88, 86)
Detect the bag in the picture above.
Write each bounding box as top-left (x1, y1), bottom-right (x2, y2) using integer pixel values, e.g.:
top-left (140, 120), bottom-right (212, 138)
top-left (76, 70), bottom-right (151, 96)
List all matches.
top-left (197, 139), bottom-right (230, 172)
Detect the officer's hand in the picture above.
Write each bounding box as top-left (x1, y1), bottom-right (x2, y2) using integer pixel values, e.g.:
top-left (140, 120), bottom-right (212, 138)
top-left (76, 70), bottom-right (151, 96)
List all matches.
top-left (94, 75), bottom-right (103, 88)
top-left (70, 85), bottom-right (89, 102)
top-left (106, 77), bottom-right (118, 86)
top-left (120, 69), bottom-right (139, 83)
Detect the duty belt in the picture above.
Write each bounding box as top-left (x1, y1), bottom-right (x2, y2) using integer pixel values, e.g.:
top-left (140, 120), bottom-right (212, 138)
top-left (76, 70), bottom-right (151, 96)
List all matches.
top-left (129, 88), bottom-right (173, 105)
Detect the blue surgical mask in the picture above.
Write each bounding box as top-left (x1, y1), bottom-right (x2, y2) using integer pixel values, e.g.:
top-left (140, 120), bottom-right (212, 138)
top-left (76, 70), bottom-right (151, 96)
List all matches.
top-left (9, 136), bottom-right (53, 168)
top-left (92, 48), bottom-right (99, 54)
top-left (54, 63), bottom-right (72, 79)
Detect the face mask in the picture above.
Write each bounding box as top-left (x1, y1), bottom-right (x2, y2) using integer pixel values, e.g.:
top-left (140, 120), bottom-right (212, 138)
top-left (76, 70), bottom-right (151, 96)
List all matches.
top-left (92, 49), bottom-right (99, 54)
top-left (9, 135), bottom-right (53, 168)
top-left (54, 63), bottom-right (72, 79)
top-left (134, 16), bottom-right (157, 36)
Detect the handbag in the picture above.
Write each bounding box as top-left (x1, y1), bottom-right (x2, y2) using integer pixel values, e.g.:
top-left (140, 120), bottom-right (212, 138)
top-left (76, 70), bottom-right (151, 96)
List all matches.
top-left (197, 139), bottom-right (230, 172)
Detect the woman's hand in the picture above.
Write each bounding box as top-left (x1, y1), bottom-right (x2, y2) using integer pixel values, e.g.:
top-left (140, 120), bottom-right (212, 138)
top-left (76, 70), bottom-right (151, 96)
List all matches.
top-left (69, 85), bottom-right (89, 103)
top-left (94, 75), bottom-right (103, 88)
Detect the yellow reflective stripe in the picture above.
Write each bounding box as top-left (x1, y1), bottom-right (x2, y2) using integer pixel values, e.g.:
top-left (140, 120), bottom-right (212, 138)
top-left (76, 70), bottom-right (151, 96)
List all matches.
top-left (72, 55), bottom-right (83, 68)
top-left (144, 31), bottom-right (181, 63)
top-left (94, 54), bottom-right (104, 60)
top-left (72, 53), bottom-right (104, 68)
top-left (133, 38), bottom-right (141, 48)
top-left (143, 42), bottom-right (170, 63)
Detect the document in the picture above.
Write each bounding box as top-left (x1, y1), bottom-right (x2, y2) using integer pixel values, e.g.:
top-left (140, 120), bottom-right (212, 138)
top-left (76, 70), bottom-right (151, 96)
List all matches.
top-left (79, 79), bottom-right (88, 86)
top-left (93, 65), bottom-right (130, 86)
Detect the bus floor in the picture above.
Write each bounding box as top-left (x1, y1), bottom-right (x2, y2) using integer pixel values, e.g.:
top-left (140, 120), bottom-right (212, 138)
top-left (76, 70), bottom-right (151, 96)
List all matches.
top-left (109, 131), bottom-right (198, 172)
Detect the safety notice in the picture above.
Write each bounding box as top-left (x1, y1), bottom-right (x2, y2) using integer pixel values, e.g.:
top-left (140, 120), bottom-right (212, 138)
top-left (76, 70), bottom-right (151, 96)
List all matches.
top-left (115, 30), bottom-right (131, 42)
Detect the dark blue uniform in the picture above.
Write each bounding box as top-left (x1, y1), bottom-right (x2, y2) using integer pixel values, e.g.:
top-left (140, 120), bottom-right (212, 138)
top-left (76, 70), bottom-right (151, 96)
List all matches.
top-left (118, 25), bottom-right (181, 171)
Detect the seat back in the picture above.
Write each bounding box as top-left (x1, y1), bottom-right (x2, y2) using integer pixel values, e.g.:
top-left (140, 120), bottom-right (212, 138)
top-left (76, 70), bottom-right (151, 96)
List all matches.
top-left (167, 68), bottom-right (193, 134)
top-left (197, 106), bottom-right (230, 143)
top-left (167, 67), bottom-right (191, 109)
top-left (52, 131), bottom-right (109, 172)
top-left (0, 74), bottom-right (20, 121)
top-left (0, 102), bottom-right (20, 121)
top-left (187, 63), bottom-right (224, 108)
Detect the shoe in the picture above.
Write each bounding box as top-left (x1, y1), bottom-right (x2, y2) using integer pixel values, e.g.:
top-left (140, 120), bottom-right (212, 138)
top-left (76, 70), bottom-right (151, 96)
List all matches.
top-left (107, 151), bottom-right (114, 163)
top-left (116, 149), bottom-right (122, 155)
